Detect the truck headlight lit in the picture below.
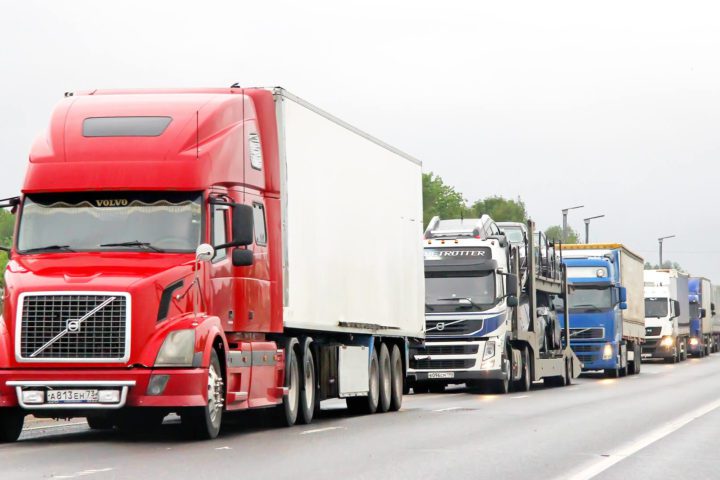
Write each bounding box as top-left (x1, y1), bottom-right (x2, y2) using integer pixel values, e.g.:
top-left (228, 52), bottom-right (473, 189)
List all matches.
top-left (155, 329), bottom-right (196, 367)
top-left (483, 341), bottom-right (496, 360)
top-left (660, 336), bottom-right (674, 348)
top-left (690, 337), bottom-right (699, 346)
top-left (602, 343), bottom-right (613, 360)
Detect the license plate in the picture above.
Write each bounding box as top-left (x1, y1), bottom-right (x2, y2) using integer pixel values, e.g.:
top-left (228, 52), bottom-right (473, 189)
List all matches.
top-left (46, 389), bottom-right (99, 404)
top-left (428, 372), bottom-right (455, 379)
top-left (641, 353), bottom-right (652, 358)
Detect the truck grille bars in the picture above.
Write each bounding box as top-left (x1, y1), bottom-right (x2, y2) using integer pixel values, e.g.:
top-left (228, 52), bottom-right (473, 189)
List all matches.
top-left (17, 293), bottom-right (130, 362)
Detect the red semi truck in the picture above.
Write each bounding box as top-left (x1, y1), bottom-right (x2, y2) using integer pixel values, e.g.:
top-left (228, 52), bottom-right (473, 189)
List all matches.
top-left (0, 87), bottom-right (425, 441)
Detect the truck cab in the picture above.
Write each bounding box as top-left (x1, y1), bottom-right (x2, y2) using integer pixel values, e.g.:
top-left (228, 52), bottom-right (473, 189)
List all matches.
top-left (642, 269), bottom-right (689, 362)
top-left (558, 244), bottom-right (645, 377)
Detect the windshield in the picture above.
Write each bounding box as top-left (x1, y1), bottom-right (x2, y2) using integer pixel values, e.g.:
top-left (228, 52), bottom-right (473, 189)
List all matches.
top-left (568, 286), bottom-right (613, 311)
top-left (425, 271), bottom-right (496, 312)
top-left (689, 301), bottom-right (700, 319)
top-left (500, 226), bottom-right (524, 244)
top-left (645, 298), bottom-right (669, 318)
top-left (17, 192), bottom-right (202, 253)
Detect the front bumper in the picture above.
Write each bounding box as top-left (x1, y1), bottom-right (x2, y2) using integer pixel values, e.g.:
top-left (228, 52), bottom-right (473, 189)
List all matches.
top-left (641, 338), bottom-right (674, 359)
top-left (569, 341), bottom-right (619, 370)
top-left (408, 368), bottom-right (506, 383)
top-left (0, 368), bottom-right (207, 410)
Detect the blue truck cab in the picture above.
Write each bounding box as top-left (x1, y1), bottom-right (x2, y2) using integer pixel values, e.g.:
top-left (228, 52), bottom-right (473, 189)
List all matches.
top-left (557, 244), bottom-right (645, 377)
top-left (687, 277), bottom-right (713, 356)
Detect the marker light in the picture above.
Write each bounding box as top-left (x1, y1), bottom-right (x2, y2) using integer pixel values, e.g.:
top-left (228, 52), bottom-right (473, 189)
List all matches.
top-left (660, 336), bottom-right (674, 348)
top-left (602, 343), bottom-right (613, 360)
top-left (22, 390), bottom-right (44, 404)
top-left (690, 337), bottom-right (699, 346)
top-left (596, 269), bottom-right (607, 278)
top-left (98, 390), bottom-right (121, 404)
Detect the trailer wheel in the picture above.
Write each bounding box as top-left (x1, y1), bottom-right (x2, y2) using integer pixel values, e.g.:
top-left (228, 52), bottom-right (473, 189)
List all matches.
top-left (182, 349), bottom-right (224, 439)
top-left (513, 347), bottom-right (531, 392)
top-left (347, 348), bottom-right (379, 414)
top-left (0, 408), bottom-right (24, 443)
top-left (564, 358), bottom-right (572, 385)
top-left (298, 343), bottom-right (317, 425)
top-left (378, 343), bottom-right (392, 413)
top-left (389, 344), bottom-right (403, 411)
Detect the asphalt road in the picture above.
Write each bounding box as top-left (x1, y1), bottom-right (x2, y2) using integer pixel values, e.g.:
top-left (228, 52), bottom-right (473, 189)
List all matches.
top-left (4, 356), bottom-right (720, 480)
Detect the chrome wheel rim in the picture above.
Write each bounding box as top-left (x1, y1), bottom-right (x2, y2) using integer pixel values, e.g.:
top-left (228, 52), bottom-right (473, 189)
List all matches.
top-left (207, 363), bottom-right (223, 427)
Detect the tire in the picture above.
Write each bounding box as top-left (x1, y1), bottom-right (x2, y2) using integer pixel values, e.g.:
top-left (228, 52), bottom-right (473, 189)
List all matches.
top-left (347, 348), bottom-right (379, 414)
top-left (181, 349), bottom-right (224, 439)
top-left (564, 358), bottom-right (572, 386)
top-left (513, 347), bottom-right (531, 392)
top-left (298, 342), bottom-right (317, 425)
top-left (681, 340), bottom-right (688, 361)
top-left (492, 346), bottom-right (511, 394)
top-left (377, 343), bottom-right (392, 413)
top-left (389, 345), bottom-right (404, 411)
top-left (87, 415), bottom-right (115, 430)
top-left (0, 408), bottom-right (24, 443)
top-left (629, 343), bottom-right (641, 373)
top-left (273, 342), bottom-right (300, 427)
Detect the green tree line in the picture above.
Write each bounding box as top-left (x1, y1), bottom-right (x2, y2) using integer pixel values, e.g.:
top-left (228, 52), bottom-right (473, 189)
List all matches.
top-left (422, 172), bottom-right (577, 243)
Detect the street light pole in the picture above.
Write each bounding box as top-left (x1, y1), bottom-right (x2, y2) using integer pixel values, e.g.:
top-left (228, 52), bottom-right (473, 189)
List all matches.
top-left (562, 205), bottom-right (584, 243)
top-left (583, 215), bottom-right (605, 243)
top-left (658, 235), bottom-right (676, 267)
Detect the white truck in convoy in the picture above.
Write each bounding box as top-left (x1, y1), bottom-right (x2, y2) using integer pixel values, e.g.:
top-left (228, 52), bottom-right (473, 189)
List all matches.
top-left (407, 217), bottom-right (580, 394)
top-left (642, 269), bottom-right (690, 362)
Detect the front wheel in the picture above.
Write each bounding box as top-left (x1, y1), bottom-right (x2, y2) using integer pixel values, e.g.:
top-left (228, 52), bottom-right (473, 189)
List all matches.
top-left (182, 349), bottom-right (224, 439)
top-left (513, 347), bottom-right (531, 392)
top-left (298, 343), bottom-right (317, 425)
top-left (273, 343), bottom-right (300, 427)
top-left (0, 408), bottom-right (24, 443)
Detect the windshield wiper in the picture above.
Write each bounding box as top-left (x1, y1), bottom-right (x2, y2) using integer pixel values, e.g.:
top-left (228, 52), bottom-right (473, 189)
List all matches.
top-left (437, 297), bottom-right (485, 310)
top-left (425, 303), bottom-right (435, 311)
top-left (99, 241), bottom-right (165, 252)
top-left (23, 245), bottom-right (75, 253)
top-left (572, 303), bottom-right (602, 312)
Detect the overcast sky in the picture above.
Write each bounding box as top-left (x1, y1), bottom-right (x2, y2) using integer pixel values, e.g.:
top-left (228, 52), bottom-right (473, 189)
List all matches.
top-left (2, 1), bottom-right (719, 280)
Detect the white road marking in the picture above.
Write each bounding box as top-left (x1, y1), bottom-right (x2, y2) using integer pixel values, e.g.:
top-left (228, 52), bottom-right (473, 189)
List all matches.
top-left (23, 422), bottom-right (88, 432)
top-left (433, 407), bottom-right (463, 412)
top-left (561, 396), bottom-right (720, 480)
top-left (300, 426), bottom-right (345, 435)
top-left (511, 395), bottom-right (529, 399)
top-left (53, 468), bottom-right (113, 479)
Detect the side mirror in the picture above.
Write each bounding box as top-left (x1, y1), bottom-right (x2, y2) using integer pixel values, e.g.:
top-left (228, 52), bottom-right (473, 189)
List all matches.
top-left (618, 286), bottom-right (627, 304)
top-left (506, 295), bottom-right (519, 307)
top-left (673, 300), bottom-right (681, 318)
top-left (232, 249), bottom-right (254, 267)
top-left (619, 301), bottom-right (628, 310)
top-left (700, 308), bottom-right (707, 319)
top-left (505, 273), bottom-right (518, 298)
top-left (195, 244), bottom-right (215, 263)
top-left (232, 204), bottom-right (254, 246)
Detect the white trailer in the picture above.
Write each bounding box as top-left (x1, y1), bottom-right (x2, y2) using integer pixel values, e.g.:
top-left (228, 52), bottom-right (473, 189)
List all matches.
top-left (643, 269), bottom-right (690, 362)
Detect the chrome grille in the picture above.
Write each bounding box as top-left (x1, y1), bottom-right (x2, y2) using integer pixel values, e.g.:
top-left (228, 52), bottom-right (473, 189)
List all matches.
top-left (646, 326), bottom-right (662, 337)
top-left (426, 319), bottom-right (484, 336)
top-left (411, 358), bottom-right (476, 370)
top-left (18, 293), bottom-right (130, 361)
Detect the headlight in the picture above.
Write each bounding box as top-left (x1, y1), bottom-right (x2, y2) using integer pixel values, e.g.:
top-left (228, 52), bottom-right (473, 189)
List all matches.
top-left (155, 329), bottom-right (196, 367)
top-left (483, 341), bottom-right (496, 360)
top-left (660, 336), bottom-right (674, 348)
top-left (690, 337), bottom-right (699, 346)
top-left (602, 343), bottom-right (613, 360)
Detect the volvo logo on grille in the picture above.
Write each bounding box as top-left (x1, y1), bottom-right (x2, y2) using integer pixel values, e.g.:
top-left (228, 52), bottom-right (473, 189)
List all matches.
top-left (67, 319), bottom-right (81, 333)
top-left (435, 322), bottom-right (445, 331)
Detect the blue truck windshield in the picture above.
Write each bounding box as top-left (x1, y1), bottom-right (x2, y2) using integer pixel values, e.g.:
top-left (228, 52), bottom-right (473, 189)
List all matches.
top-left (568, 286), bottom-right (612, 312)
top-left (645, 298), bottom-right (668, 318)
top-left (425, 271), bottom-right (496, 312)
